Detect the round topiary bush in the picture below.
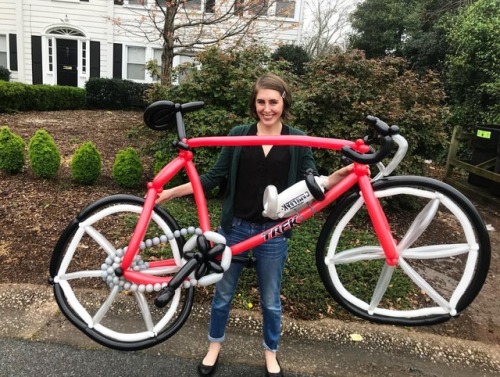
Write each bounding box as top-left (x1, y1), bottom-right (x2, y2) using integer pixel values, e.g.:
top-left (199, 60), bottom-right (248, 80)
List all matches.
top-left (28, 129), bottom-right (61, 179)
top-left (112, 147), bottom-right (143, 188)
top-left (70, 141), bottom-right (102, 185)
top-left (0, 66), bottom-right (11, 82)
top-left (0, 126), bottom-right (25, 174)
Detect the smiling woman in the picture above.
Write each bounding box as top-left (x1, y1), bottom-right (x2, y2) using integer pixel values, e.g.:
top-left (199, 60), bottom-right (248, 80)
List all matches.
top-left (152, 72), bottom-right (354, 377)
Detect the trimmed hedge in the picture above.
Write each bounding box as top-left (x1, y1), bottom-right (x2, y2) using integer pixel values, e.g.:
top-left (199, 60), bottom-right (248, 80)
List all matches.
top-left (0, 126), bottom-right (25, 174)
top-left (0, 66), bottom-right (11, 82)
top-left (85, 78), bottom-right (151, 110)
top-left (71, 141), bottom-right (102, 185)
top-left (112, 147), bottom-right (143, 188)
top-left (28, 129), bottom-right (61, 179)
top-left (0, 81), bottom-right (85, 113)
top-left (0, 77), bottom-right (149, 113)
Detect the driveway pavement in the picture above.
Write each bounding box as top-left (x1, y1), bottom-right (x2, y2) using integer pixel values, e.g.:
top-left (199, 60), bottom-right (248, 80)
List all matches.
top-left (0, 283), bottom-right (498, 376)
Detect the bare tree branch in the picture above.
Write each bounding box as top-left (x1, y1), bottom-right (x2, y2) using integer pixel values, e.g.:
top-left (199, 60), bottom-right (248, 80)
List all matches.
top-left (302, 0), bottom-right (358, 56)
top-left (109, 0), bottom-right (297, 83)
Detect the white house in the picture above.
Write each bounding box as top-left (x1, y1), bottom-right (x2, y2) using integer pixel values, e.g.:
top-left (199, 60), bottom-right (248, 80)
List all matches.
top-left (0, 0), bottom-right (305, 87)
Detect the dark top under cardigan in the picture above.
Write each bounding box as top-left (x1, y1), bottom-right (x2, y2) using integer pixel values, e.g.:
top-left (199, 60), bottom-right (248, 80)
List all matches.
top-left (199, 123), bottom-right (318, 234)
top-left (233, 124), bottom-right (290, 223)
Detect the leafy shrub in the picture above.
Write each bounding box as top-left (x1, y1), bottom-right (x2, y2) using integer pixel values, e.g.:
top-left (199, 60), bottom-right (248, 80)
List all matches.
top-left (271, 44), bottom-right (310, 76)
top-left (0, 82), bottom-right (85, 112)
top-left (0, 126), bottom-right (25, 174)
top-left (112, 147), bottom-right (143, 188)
top-left (0, 66), bottom-right (11, 82)
top-left (293, 49), bottom-right (450, 175)
top-left (153, 149), bottom-right (168, 176)
top-left (71, 141), bottom-right (102, 185)
top-left (445, 0), bottom-right (500, 127)
top-left (28, 129), bottom-right (61, 179)
top-left (86, 78), bottom-right (151, 110)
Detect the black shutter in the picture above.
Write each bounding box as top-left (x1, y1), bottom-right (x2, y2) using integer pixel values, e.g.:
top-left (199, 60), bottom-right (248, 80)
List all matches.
top-left (89, 41), bottom-right (100, 78)
top-left (113, 43), bottom-right (122, 79)
top-left (9, 34), bottom-right (18, 71)
top-left (31, 36), bottom-right (43, 84)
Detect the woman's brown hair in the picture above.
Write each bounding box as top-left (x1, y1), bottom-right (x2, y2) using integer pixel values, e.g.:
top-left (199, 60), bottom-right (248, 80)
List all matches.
top-left (249, 73), bottom-right (292, 122)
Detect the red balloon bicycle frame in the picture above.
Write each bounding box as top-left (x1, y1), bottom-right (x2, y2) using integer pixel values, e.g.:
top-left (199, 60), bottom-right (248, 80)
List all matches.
top-left (120, 135), bottom-right (399, 286)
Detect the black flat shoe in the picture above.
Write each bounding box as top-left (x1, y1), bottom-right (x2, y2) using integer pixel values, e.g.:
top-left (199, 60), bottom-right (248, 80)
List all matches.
top-left (265, 358), bottom-right (283, 377)
top-left (197, 355), bottom-right (219, 376)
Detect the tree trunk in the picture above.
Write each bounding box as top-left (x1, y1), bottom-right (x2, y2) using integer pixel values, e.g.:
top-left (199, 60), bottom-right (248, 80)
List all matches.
top-left (161, 4), bottom-right (177, 85)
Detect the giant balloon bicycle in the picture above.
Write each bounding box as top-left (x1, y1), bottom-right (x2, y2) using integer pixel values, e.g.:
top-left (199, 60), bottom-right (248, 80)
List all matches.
top-left (49, 101), bottom-right (490, 351)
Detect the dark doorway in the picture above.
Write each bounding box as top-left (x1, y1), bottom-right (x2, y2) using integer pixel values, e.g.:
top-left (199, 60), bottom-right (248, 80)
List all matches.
top-left (56, 39), bottom-right (78, 86)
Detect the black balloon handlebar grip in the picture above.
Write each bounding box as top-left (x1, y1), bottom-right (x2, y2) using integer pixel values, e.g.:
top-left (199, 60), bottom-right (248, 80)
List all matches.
top-left (180, 101), bottom-right (205, 113)
top-left (365, 115), bottom-right (400, 136)
top-left (341, 135), bottom-right (393, 165)
top-left (341, 116), bottom-right (399, 165)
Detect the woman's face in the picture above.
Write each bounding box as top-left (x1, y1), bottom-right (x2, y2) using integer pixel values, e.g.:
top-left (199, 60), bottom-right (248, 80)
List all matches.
top-left (255, 88), bottom-right (284, 128)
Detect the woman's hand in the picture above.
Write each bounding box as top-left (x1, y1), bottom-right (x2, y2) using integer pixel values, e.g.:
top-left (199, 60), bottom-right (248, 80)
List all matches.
top-left (325, 164), bottom-right (354, 190)
top-left (156, 189), bottom-right (175, 205)
top-left (155, 182), bottom-right (194, 205)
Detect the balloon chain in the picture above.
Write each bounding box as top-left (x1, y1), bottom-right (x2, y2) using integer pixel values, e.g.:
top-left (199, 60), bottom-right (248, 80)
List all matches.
top-left (100, 226), bottom-right (203, 292)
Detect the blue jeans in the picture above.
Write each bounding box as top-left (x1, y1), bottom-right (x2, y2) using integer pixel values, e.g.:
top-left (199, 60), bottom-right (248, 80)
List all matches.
top-left (208, 217), bottom-right (288, 352)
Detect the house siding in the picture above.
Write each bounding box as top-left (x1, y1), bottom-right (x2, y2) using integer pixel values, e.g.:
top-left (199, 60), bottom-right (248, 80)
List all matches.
top-left (0, 0), bottom-right (304, 88)
top-left (0, 1), bottom-right (16, 29)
